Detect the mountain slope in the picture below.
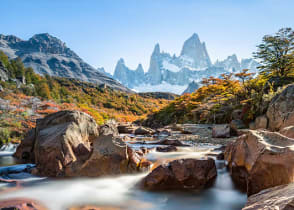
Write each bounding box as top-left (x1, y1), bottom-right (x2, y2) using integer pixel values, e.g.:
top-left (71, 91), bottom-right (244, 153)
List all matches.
top-left (0, 33), bottom-right (130, 92)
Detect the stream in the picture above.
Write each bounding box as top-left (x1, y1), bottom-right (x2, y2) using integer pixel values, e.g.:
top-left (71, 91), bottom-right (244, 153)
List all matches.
top-left (0, 142), bottom-right (247, 210)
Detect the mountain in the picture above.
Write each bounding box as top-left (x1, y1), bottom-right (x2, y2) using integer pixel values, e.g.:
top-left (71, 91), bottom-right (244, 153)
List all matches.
top-left (182, 81), bottom-right (199, 94)
top-left (180, 33), bottom-right (211, 69)
top-left (0, 33), bottom-right (130, 92)
top-left (113, 58), bottom-right (145, 88)
top-left (112, 33), bottom-right (259, 94)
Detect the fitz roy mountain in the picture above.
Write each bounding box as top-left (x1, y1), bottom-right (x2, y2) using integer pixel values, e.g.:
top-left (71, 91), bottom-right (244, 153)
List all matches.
top-left (0, 33), bottom-right (130, 92)
top-left (113, 33), bottom-right (259, 94)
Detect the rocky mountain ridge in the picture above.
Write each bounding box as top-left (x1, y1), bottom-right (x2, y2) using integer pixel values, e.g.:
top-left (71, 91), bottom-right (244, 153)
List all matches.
top-left (113, 33), bottom-right (259, 94)
top-left (0, 33), bottom-right (130, 92)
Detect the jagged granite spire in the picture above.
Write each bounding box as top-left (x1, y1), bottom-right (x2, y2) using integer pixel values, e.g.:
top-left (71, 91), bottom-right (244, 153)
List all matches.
top-left (147, 43), bottom-right (162, 85)
top-left (180, 33), bottom-right (211, 69)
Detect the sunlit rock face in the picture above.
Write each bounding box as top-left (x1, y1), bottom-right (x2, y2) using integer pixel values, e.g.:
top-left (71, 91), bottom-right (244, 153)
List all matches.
top-left (141, 158), bottom-right (217, 190)
top-left (225, 130), bottom-right (294, 196)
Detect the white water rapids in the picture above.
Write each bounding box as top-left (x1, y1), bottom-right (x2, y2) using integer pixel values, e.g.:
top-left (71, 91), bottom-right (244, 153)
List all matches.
top-left (0, 143), bottom-right (246, 210)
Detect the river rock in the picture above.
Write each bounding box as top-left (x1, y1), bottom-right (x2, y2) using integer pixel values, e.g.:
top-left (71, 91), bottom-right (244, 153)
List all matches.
top-left (230, 119), bottom-right (246, 135)
top-left (77, 134), bottom-right (142, 176)
top-left (117, 124), bottom-right (137, 134)
top-left (225, 130), bottom-right (294, 196)
top-left (141, 158), bottom-right (217, 190)
top-left (15, 110), bottom-right (99, 177)
top-left (157, 129), bottom-right (172, 136)
top-left (212, 124), bottom-right (230, 138)
top-left (267, 84), bottom-right (294, 131)
top-left (280, 126), bottom-right (294, 138)
top-left (99, 121), bottom-right (119, 136)
top-left (0, 198), bottom-right (47, 210)
top-left (156, 145), bottom-right (177, 152)
top-left (14, 129), bottom-right (36, 161)
top-left (254, 115), bottom-right (268, 129)
top-left (155, 139), bottom-right (189, 147)
top-left (243, 183), bottom-right (294, 210)
top-left (134, 126), bottom-right (155, 135)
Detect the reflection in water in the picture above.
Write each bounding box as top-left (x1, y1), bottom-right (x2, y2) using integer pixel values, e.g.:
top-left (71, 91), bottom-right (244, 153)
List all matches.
top-left (0, 144), bottom-right (246, 210)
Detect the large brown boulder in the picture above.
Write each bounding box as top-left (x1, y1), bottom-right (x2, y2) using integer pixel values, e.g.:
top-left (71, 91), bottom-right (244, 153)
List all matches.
top-left (225, 130), bottom-right (294, 196)
top-left (77, 135), bottom-right (142, 176)
top-left (243, 183), bottom-right (294, 210)
top-left (141, 158), bottom-right (217, 190)
top-left (15, 111), bottom-right (145, 177)
top-left (267, 84), bottom-right (294, 131)
top-left (15, 110), bottom-right (99, 177)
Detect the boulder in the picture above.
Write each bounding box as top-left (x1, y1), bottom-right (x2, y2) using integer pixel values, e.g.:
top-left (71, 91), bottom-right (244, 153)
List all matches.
top-left (212, 124), bottom-right (230, 138)
top-left (117, 124), bottom-right (137, 134)
top-left (254, 115), bottom-right (268, 129)
top-left (243, 183), bottom-right (294, 210)
top-left (15, 110), bottom-right (99, 177)
top-left (230, 119), bottom-right (246, 135)
top-left (280, 126), bottom-right (294, 139)
top-left (225, 130), bottom-right (294, 196)
top-left (156, 145), bottom-right (177, 152)
top-left (134, 126), bottom-right (155, 135)
top-left (155, 139), bottom-right (189, 147)
top-left (0, 198), bottom-right (47, 210)
top-left (141, 158), bottom-right (217, 190)
top-left (157, 129), bottom-right (172, 136)
top-left (14, 129), bottom-right (36, 161)
top-left (267, 84), bottom-right (294, 131)
top-left (78, 135), bottom-right (142, 176)
top-left (99, 121), bottom-right (118, 136)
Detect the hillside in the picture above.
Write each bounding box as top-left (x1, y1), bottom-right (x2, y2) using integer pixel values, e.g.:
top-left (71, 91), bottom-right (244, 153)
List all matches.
top-left (0, 51), bottom-right (170, 145)
top-left (0, 33), bottom-right (130, 92)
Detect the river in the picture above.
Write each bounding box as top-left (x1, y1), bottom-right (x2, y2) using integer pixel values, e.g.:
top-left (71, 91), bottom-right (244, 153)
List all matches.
top-left (0, 143), bottom-right (247, 210)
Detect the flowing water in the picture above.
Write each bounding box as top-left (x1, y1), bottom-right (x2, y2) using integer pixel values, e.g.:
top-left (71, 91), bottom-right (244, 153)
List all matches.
top-left (0, 143), bottom-right (247, 210)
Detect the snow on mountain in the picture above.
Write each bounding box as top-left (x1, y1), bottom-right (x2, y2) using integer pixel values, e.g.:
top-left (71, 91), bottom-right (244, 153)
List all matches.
top-left (113, 58), bottom-right (145, 88)
top-left (215, 54), bottom-right (241, 72)
top-left (132, 82), bottom-right (187, 95)
top-left (112, 33), bottom-right (259, 94)
top-left (180, 33), bottom-right (211, 69)
top-left (162, 60), bottom-right (180, 72)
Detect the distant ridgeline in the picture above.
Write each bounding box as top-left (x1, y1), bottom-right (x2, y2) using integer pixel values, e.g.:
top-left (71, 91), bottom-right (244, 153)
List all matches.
top-left (0, 32), bottom-right (259, 95)
top-left (113, 33), bottom-right (259, 94)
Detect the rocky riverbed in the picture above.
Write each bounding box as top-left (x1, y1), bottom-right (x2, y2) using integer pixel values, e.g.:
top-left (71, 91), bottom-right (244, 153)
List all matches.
top-left (0, 111), bottom-right (247, 209)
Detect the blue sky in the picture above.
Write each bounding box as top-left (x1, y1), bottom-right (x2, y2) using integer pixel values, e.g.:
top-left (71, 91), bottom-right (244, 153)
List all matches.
top-left (1, 0), bottom-right (294, 74)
